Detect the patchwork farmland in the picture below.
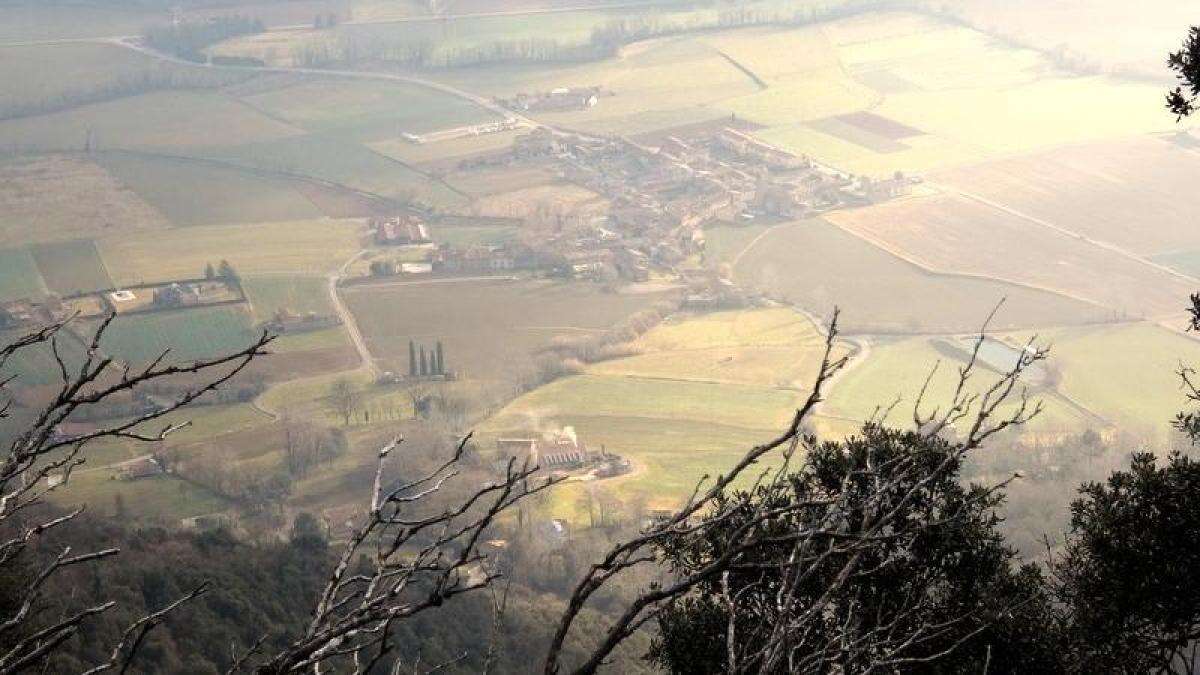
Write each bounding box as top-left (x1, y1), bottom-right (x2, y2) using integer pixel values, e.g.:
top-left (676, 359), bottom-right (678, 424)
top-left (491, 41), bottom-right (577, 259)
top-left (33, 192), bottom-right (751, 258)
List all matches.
top-left (1, 0), bottom-right (1199, 542)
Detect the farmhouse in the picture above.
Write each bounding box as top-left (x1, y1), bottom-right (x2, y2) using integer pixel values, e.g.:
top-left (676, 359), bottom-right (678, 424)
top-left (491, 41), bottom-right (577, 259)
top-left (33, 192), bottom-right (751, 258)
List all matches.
top-left (373, 216), bottom-right (431, 246)
top-left (435, 244), bottom-right (523, 274)
top-left (513, 128), bottom-right (562, 158)
top-left (153, 282), bottom-right (203, 308)
top-left (715, 128), bottom-right (808, 171)
top-left (265, 308), bottom-right (342, 334)
top-left (505, 87), bottom-right (600, 112)
top-left (115, 457), bottom-right (164, 481)
top-left (493, 427), bottom-right (623, 473)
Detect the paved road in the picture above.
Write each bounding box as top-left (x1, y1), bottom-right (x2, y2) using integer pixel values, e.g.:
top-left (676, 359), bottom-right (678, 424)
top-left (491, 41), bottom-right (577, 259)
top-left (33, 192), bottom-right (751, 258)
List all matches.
top-left (105, 36), bottom-right (540, 128)
top-left (328, 251), bottom-right (377, 377)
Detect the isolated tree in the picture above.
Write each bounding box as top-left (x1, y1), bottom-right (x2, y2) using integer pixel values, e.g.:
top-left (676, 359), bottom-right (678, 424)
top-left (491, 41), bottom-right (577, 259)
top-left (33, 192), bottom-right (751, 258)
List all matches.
top-left (327, 377), bottom-right (361, 426)
top-left (1168, 26), bottom-right (1200, 118)
top-left (408, 339), bottom-right (417, 377)
top-left (218, 259), bottom-right (239, 282)
top-left (435, 340), bottom-right (445, 376)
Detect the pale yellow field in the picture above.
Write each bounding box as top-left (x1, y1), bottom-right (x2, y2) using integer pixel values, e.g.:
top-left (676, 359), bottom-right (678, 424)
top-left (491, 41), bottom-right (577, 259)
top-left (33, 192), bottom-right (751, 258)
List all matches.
top-left (701, 12), bottom-right (1186, 177)
top-left (720, 75), bottom-right (878, 128)
top-left (440, 37), bottom-right (763, 135)
top-left (98, 218), bottom-right (366, 285)
top-left (1035, 323), bottom-right (1200, 440)
top-left (700, 24), bottom-right (843, 82)
top-left (591, 308), bottom-right (841, 388)
top-left (207, 28), bottom-right (326, 68)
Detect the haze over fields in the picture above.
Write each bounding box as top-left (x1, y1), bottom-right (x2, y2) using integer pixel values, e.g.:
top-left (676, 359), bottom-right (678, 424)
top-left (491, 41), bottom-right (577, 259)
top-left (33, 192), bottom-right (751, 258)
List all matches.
top-left (3, 0), bottom-right (1200, 670)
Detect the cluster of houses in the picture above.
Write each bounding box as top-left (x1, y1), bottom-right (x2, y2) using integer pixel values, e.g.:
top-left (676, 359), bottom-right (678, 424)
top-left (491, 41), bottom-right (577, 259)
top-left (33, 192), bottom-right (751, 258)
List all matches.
top-left (146, 280), bottom-right (235, 310)
top-left (372, 215), bottom-right (432, 246)
top-left (499, 86), bottom-right (602, 113)
top-left (491, 125), bottom-right (915, 284)
top-left (367, 122), bottom-right (915, 290)
top-left (495, 426), bottom-right (631, 478)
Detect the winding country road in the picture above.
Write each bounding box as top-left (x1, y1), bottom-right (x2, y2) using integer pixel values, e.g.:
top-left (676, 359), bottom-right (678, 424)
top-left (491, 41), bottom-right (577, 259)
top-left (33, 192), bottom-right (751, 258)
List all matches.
top-left (104, 36), bottom-right (540, 128)
top-left (328, 250), bottom-right (377, 377)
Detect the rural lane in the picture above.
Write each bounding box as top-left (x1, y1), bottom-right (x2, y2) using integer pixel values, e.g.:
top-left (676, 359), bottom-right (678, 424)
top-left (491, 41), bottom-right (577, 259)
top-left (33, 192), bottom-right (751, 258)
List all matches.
top-left (103, 37), bottom-right (540, 129)
top-left (329, 250), bottom-right (378, 378)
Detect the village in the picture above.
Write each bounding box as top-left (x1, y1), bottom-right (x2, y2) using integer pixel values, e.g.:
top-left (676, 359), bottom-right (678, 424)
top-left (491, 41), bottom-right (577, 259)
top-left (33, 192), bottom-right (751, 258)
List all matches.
top-left (364, 115), bottom-right (917, 299)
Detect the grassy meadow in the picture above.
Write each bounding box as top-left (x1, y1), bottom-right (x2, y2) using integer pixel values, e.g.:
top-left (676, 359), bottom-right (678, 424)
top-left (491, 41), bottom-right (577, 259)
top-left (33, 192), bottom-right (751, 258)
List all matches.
top-left (5, 0), bottom-right (1200, 533)
top-left (98, 219), bottom-right (365, 285)
top-left (87, 305), bottom-right (258, 366)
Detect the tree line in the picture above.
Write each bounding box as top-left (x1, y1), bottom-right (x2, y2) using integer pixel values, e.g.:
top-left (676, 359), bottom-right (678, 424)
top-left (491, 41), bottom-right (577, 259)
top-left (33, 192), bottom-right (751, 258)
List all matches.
top-left (144, 15), bottom-right (265, 63)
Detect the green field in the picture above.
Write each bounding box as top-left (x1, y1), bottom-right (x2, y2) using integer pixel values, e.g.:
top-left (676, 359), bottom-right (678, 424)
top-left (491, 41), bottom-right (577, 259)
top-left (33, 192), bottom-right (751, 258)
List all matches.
top-left (241, 78), bottom-right (497, 141)
top-left (492, 374), bottom-right (801, 432)
top-left (434, 224), bottom-right (520, 248)
top-left (31, 239), bottom-right (113, 294)
top-left (49, 473), bottom-right (229, 523)
top-left (98, 219), bottom-right (365, 285)
top-left (95, 153), bottom-right (324, 227)
top-left (242, 275), bottom-right (333, 320)
top-left (823, 336), bottom-right (1092, 439)
top-left (89, 306), bottom-right (258, 366)
top-left (0, 43), bottom-right (179, 114)
top-left (195, 134), bottom-right (467, 207)
top-left (0, 247), bottom-right (47, 300)
top-left (591, 308), bottom-right (842, 388)
top-left (0, 328), bottom-right (87, 386)
top-left (0, 90), bottom-right (303, 154)
top-left (702, 223), bottom-right (771, 266)
top-left (1039, 323), bottom-right (1200, 440)
top-left (0, 4), bottom-right (157, 41)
